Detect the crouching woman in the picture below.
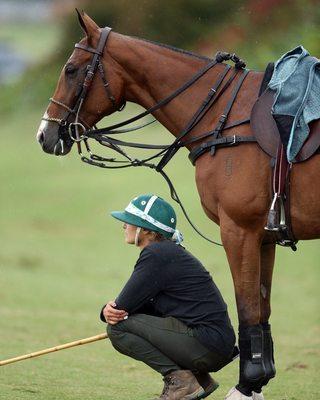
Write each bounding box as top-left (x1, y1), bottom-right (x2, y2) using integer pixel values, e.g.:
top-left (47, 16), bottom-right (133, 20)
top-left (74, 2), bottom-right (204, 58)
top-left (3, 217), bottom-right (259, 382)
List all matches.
top-left (100, 194), bottom-right (237, 400)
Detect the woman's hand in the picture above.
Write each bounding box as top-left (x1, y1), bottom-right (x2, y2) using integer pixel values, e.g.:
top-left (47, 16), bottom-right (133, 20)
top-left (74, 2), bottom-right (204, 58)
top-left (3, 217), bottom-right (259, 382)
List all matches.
top-left (103, 300), bottom-right (128, 325)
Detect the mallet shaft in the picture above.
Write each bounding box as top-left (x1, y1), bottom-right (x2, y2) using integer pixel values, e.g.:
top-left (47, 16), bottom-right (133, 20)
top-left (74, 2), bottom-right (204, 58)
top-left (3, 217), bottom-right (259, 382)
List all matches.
top-left (0, 333), bottom-right (108, 366)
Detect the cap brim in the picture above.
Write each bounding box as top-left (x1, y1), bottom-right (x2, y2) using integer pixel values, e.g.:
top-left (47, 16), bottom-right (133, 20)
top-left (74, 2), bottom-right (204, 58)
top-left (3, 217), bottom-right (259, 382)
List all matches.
top-left (110, 210), bottom-right (159, 232)
top-left (110, 211), bottom-right (129, 224)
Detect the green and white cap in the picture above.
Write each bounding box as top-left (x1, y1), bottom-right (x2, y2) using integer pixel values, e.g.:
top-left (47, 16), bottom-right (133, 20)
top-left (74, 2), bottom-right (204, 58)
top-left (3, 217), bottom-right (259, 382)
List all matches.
top-left (111, 194), bottom-right (183, 244)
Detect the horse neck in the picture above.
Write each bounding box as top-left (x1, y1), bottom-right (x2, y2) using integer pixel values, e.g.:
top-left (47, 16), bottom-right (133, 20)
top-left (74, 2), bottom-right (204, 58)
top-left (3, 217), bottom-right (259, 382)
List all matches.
top-left (106, 32), bottom-right (226, 137)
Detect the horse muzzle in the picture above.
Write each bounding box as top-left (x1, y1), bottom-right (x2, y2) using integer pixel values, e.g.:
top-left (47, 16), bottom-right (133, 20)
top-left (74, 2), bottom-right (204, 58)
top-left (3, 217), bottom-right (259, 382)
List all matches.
top-left (36, 119), bottom-right (73, 156)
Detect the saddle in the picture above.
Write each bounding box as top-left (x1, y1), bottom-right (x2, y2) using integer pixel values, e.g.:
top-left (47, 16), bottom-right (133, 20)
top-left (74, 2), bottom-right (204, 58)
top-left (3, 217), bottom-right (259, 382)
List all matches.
top-left (251, 88), bottom-right (320, 162)
top-left (251, 64), bottom-right (320, 250)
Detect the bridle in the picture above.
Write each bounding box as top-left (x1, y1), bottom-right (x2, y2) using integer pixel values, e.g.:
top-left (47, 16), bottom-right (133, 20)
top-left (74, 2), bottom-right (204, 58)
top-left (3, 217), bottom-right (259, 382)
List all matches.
top-left (42, 26), bottom-right (256, 246)
top-left (42, 27), bottom-right (126, 155)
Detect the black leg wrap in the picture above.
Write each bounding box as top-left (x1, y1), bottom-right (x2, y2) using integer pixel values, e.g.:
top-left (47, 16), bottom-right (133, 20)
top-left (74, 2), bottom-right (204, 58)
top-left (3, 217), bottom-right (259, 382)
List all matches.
top-left (259, 323), bottom-right (276, 387)
top-left (237, 324), bottom-right (266, 394)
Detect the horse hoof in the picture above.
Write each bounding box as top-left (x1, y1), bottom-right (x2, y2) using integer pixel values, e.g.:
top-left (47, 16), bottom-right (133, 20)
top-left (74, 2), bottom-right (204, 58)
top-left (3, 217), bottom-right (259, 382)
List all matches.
top-left (225, 387), bottom-right (253, 399)
top-left (252, 392), bottom-right (264, 400)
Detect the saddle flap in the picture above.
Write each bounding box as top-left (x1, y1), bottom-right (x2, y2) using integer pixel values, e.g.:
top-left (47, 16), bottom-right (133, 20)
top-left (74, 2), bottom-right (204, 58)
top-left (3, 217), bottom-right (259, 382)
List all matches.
top-left (250, 89), bottom-right (320, 162)
top-left (250, 89), bottom-right (279, 158)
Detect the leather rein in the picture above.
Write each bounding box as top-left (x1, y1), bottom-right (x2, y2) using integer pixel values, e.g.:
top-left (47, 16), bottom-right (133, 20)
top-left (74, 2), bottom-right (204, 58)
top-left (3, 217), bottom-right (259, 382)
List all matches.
top-left (44, 27), bottom-right (257, 245)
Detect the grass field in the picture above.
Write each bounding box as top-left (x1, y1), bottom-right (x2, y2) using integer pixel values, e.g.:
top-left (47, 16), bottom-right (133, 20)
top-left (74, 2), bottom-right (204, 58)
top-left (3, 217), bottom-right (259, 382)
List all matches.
top-left (0, 15), bottom-right (319, 399)
top-left (0, 102), bottom-right (319, 400)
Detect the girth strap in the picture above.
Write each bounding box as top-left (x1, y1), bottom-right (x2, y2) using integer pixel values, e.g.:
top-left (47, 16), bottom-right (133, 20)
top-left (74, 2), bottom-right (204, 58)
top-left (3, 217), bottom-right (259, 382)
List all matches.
top-left (189, 135), bottom-right (257, 165)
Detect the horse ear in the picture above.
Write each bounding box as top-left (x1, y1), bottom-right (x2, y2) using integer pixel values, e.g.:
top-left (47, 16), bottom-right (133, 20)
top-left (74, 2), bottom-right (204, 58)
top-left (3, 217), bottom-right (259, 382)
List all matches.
top-left (76, 9), bottom-right (88, 35)
top-left (76, 9), bottom-right (100, 38)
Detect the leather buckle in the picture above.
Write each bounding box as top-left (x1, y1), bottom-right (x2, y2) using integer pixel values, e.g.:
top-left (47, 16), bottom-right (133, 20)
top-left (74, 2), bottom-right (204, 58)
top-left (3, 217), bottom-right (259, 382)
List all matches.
top-left (219, 114), bottom-right (227, 124)
top-left (229, 135), bottom-right (237, 145)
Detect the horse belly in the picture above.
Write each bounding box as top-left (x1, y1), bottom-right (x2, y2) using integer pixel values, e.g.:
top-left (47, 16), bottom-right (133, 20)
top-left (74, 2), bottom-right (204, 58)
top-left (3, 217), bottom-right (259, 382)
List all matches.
top-left (194, 146), bottom-right (271, 229)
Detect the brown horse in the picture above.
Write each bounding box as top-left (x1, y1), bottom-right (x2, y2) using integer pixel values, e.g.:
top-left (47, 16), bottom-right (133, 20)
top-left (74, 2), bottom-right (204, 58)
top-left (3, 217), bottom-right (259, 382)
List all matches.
top-left (36, 12), bottom-right (320, 399)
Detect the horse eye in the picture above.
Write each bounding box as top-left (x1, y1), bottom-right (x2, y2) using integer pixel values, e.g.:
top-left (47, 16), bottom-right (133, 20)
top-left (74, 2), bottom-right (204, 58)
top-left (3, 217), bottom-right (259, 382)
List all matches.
top-left (65, 64), bottom-right (78, 76)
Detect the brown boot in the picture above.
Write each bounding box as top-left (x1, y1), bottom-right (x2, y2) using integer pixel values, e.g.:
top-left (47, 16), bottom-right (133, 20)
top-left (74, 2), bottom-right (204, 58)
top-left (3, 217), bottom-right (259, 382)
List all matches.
top-left (194, 372), bottom-right (219, 399)
top-left (154, 370), bottom-right (205, 400)
top-left (156, 375), bottom-right (171, 399)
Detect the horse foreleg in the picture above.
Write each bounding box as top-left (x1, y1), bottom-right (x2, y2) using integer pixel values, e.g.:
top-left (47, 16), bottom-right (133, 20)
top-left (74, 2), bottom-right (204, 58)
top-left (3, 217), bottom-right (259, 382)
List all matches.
top-left (259, 243), bottom-right (276, 389)
top-left (220, 216), bottom-right (266, 396)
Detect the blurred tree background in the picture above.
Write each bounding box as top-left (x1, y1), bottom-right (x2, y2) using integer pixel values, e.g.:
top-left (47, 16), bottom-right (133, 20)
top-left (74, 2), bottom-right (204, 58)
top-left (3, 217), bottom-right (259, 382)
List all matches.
top-left (1, 0), bottom-right (319, 116)
top-left (63, 0), bottom-right (320, 65)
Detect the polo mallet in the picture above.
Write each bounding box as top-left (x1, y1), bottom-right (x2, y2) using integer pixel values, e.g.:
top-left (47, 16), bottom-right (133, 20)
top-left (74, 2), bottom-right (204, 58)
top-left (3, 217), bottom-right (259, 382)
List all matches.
top-left (0, 332), bottom-right (108, 367)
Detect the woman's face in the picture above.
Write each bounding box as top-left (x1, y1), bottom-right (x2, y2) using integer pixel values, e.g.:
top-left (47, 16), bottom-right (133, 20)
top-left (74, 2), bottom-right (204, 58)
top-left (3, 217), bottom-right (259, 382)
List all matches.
top-left (123, 223), bottom-right (138, 244)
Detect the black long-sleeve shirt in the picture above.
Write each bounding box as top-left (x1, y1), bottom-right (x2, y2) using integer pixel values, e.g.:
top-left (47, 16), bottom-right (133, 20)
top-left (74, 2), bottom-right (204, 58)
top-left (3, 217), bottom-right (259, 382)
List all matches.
top-left (101, 240), bottom-right (235, 357)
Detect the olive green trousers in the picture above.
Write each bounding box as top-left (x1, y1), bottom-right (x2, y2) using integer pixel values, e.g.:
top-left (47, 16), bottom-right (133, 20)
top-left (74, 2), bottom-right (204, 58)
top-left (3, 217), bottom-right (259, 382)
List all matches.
top-left (106, 314), bottom-right (230, 376)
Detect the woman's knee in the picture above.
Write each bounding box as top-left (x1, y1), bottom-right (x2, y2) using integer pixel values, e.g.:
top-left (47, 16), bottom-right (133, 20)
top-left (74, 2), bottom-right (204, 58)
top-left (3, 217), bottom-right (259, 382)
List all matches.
top-left (107, 322), bottom-right (131, 347)
top-left (106, 324), bottom-right (126, 354)
top-left (107, 323), bottom-right (121, 342)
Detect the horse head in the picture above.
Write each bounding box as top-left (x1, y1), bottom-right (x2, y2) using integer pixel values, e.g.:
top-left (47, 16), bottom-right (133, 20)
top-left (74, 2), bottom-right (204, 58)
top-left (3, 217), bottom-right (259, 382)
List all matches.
top-left (36, 11), bottom-right (126, 156)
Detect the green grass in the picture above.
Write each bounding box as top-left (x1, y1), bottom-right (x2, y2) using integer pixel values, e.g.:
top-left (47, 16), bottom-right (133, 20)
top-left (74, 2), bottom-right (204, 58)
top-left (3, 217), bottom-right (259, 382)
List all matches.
top-left (0, 104), bottom-right (319, 400)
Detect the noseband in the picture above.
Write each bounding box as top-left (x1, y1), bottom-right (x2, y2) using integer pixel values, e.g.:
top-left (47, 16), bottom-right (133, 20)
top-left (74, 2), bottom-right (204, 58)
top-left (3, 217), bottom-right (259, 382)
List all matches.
top-left (42, 27), bottom-right (125, 152)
